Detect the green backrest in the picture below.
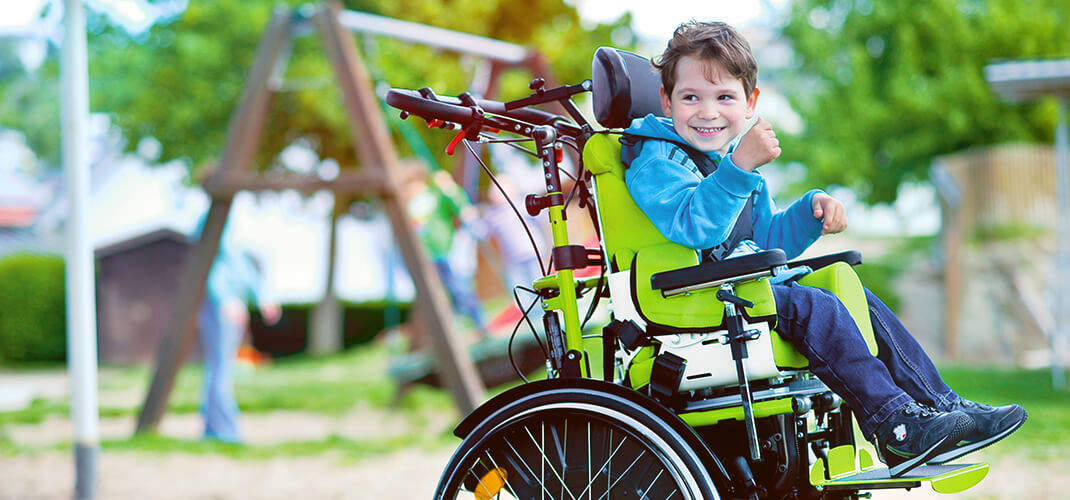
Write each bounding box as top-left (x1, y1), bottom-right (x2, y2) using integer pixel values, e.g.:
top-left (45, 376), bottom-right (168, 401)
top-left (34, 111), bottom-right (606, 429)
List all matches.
top-left (583, 133), bottom-right (678, 271)
top-left (582, 133), bottom-right (880, 377)
top-left (583, 133), bottom-right (809, 374)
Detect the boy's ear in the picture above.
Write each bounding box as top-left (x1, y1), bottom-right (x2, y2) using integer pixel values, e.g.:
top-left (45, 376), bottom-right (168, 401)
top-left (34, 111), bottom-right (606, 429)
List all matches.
top-left (745, 88), bottom-right (760, 119)
top-left (660, 86), bottom-right (672, 117)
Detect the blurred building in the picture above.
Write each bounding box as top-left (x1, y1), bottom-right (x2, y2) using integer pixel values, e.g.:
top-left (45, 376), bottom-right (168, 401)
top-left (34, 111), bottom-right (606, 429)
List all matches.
top-left (933, 143), bottom-right (1058, 366)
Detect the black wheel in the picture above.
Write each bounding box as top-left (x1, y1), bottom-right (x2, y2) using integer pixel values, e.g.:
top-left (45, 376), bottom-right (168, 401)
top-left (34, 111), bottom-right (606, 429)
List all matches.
top-left (434, 382), bottom-right (720, 500)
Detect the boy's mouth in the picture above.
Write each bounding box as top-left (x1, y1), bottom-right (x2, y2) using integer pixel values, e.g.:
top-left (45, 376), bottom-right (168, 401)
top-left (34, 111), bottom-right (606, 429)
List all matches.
top-left (692, 126), bottom-right (725, 136)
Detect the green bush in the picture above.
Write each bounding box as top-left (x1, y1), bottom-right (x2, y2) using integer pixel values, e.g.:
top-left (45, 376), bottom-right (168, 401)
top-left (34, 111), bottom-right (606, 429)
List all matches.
top-left (0, 253), bottom-right (67, 363)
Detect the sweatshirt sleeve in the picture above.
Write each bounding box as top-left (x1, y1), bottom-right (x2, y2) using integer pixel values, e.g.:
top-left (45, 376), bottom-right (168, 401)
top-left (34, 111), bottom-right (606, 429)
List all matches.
top-left (751, 187), bottom-right (825, 259)
top-left (625, 142), bottom-right (763, 250)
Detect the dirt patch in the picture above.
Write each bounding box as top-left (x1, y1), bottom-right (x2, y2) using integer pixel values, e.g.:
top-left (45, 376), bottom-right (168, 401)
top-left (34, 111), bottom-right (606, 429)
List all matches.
top-left (1, 447), bottom-right (1059, 499)
top-left (0, 447), bottom-right (454, 499)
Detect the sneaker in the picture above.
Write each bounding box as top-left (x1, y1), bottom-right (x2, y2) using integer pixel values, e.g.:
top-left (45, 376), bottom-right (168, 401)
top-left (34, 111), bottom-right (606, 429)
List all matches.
top-left (927, 399), bottom-right (1028, 464)
top-left (873, 401), bottom-right (974, 477)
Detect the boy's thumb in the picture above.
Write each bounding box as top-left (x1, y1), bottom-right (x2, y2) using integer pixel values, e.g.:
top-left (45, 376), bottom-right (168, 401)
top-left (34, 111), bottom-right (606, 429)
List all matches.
top-left (813, 207), bottom-right (823, 219)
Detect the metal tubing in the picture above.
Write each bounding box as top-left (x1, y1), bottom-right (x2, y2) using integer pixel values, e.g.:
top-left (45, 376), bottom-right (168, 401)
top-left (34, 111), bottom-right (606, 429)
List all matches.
top-left (1056, 96), bottom-right (1068, 390)
top-left (61, 0), bottom-right (99, 497)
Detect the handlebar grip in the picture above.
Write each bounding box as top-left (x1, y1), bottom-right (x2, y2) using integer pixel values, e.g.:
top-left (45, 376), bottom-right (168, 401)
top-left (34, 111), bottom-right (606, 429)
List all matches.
top-left (386, 89), bottom-right (476, 126)
top-left (386, 88), bottom-right (566, 128)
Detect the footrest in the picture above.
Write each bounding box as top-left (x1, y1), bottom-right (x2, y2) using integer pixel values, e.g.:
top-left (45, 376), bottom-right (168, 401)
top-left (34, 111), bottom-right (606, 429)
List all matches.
top-left (810, 445), bottom-right (988, 494)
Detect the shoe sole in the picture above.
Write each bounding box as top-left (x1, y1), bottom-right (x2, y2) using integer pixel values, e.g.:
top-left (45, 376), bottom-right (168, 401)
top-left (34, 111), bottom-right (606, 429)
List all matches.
top-left (927, 411), bottom-right (1028, 464)
top-left (888, 416), bottom-right (974, 478)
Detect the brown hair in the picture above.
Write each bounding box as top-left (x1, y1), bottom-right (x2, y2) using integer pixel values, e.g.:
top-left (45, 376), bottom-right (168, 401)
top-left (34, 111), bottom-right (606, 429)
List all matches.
top-left (654, 21), bottom-right (758, 99)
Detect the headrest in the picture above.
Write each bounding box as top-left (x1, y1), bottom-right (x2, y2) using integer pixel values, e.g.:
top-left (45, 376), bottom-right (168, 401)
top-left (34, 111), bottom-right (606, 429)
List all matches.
top-left (591, 47), bottom-right (664, 129)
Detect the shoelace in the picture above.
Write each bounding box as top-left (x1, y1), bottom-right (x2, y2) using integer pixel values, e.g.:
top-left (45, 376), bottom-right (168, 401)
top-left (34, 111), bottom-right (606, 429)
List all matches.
top-left (901, 402), bottom-right (934, 418)
top-left (955, 399), bottom-right (993, 411)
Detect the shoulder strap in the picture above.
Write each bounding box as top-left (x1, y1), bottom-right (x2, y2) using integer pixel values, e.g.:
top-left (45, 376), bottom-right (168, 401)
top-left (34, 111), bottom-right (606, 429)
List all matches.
top-left (619, 133), bottom-right (755, 261)
top-left (620, 133), bottom-right (718, 176)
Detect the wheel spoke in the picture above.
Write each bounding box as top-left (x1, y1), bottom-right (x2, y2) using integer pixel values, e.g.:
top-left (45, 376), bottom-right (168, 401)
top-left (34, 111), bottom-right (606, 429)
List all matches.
top-left (639, 468), bottom-right (663, 499)
top-left (596, 448), bottom-right (648, 500)
top-left (526, 423), bottom-right (577, 500)
top-left (484, 451), bottom-right (519, 499)
top-left (576, 431), bottom-right (627, 499)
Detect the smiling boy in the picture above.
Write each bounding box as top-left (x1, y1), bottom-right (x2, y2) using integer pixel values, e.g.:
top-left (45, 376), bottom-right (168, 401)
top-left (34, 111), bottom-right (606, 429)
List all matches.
top-left (623, 21), bottom-right (1026, 478)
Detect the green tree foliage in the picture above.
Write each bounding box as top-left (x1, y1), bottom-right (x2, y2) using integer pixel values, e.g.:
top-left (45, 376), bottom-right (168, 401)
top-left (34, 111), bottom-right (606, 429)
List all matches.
top-left (777, 0), bottom-right (1070, 203)
top-left (81, 0), bottom-right (631, 175)
top-left (0, 254), bottom-right (66, 364)
top-left (0, 45), bottom-right (61, 167)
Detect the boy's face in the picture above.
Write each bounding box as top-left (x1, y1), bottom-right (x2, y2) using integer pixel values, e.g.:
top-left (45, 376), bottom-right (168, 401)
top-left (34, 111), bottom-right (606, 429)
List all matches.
top-left (660, 55), bottom-right (758, 153)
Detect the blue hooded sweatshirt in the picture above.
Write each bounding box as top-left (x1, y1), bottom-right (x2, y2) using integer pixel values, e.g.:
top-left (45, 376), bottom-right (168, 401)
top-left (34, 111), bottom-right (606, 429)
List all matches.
top-left (623, 115), bottom-right (825, 281)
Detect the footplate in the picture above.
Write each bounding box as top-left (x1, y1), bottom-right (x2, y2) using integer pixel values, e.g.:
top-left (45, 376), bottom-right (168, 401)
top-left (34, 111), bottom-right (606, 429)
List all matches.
top-left (810, 445), bottom-right (989, 494)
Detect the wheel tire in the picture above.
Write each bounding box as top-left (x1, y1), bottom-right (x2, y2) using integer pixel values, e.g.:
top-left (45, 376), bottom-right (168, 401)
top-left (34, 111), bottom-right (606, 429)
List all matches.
top-left (434, 384), bottom-right (720, 500)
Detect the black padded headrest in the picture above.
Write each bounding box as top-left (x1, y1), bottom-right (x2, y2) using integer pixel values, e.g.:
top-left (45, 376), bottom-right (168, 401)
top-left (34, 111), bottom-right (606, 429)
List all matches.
top-left (591, 47), bottom-right (664, 129)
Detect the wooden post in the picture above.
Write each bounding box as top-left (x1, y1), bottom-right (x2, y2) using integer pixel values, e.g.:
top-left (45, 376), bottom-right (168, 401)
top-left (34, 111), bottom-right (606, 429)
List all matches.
top-left (136, 7), bottom-right (293, 433)
top-left (309, 199), bottom-right (346, 355)
top-left (314, 2), bottom-right (485, 413)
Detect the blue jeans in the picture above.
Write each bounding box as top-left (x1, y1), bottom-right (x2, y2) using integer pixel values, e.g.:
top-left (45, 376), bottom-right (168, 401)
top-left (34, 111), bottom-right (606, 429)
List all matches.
top-left (773, 283), bottom-right (958, 436)
top-left (434, 260), bottom-right (488, 332)
top-left (197, 299), bottom-right (242, 443)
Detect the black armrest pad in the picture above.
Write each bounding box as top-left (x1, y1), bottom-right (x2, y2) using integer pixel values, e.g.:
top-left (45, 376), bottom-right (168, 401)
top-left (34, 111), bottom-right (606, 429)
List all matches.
top-left (650, 249), bottom-right (787, 291)
top-left (787, 250), bottom-right (862, 270)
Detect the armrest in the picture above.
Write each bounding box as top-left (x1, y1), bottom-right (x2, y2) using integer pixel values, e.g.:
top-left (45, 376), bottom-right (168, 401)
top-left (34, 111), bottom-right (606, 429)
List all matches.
top-left (787, 250), bottom-right (862, 270)
top-left (650, 249), bottom-right (787, 292)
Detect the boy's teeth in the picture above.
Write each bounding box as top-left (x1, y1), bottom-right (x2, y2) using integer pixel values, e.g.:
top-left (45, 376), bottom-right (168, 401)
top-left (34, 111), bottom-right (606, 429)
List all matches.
top-left (695, 126), bottom-right (723, 133)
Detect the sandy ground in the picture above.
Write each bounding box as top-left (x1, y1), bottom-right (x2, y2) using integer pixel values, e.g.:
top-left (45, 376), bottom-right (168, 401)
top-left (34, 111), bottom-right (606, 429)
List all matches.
top-left (2, 442), bottom-right (1064, 499)
top-left (0, 446), bottom-right (454, 499)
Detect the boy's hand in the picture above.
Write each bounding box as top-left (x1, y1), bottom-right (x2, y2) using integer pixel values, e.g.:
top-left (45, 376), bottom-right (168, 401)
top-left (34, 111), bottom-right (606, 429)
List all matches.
top-left (732, 117), bottom-right (781, 171)
top-left (812, 193), bottom-right (847, 235)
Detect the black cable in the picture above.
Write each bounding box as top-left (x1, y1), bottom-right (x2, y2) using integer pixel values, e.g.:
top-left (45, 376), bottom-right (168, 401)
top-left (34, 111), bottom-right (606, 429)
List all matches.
top-left (580, 263), bottom-right (608, 332)
top-left (509, 285), bottom-right (548, 383)
top-left (463, 139), bottom-right (547, 276)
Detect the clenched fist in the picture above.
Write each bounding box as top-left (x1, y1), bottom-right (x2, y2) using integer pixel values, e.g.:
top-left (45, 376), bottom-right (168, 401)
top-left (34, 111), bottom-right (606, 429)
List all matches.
top-left (811, 192), bottom-right (848, 235)
top-left (732, 117), bottom-right (780, 171)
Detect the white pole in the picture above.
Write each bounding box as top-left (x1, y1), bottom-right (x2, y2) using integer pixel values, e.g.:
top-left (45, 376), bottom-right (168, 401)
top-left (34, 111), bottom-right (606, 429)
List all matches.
top-left (61, 0), bottom-right (100, 497)
top-left (1056, 96), bottom-right (1069, 391)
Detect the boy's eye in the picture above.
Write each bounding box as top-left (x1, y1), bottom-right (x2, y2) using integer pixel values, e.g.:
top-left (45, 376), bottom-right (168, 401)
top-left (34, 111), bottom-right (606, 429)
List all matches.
top-left (718, 94), bottom-right (735, 101)
top-left (681, 94), bottom-right (698, 102)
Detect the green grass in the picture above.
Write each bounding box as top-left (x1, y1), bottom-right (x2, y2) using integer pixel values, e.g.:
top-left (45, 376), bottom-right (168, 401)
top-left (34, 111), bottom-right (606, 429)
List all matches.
top-left (97, 430), bottom-right (457, 462)
top-left (938, 365), bottom-right (1070, 460)
top-left (4, 339), bottom-right (1068, 465)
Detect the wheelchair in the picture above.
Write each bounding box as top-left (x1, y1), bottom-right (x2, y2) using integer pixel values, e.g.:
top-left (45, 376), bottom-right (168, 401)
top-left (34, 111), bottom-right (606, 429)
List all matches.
top-left (386, 47), bottom-right (989, 500)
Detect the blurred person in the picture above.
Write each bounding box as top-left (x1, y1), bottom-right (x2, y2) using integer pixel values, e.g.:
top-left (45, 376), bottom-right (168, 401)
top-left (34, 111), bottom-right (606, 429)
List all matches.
top-left (191, 169), bottom-right (281, 442)
top-left (481, 172), bottom-right (548, 298)
top-left (404, 168), bottom-right (489, 339)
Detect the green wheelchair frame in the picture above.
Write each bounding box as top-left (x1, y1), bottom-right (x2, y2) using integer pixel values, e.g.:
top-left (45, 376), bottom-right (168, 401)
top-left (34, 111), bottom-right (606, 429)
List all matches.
top-left (386, 47), bottom-right (989, 500)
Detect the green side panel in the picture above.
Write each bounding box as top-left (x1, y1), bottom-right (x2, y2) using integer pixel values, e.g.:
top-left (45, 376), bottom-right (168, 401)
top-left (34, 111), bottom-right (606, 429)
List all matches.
top-left (809, 455), bottom-right (827, 486)
top-left (679, 397), bottom-right (795, 427)
top-left (858, 446), bottom-right (875, 471)
top-left (797, 262), bottom-right (878, 356)
top-left (633, 243), bottom-right (721, 328)
top-left (930, 463), bottom-right (989, 494)
top-left (627, 346), bottom-right (656, 389)
top-left (828, 444), bottom-right (859, 478)
top-left (583, 133), bottom-right (674, 271)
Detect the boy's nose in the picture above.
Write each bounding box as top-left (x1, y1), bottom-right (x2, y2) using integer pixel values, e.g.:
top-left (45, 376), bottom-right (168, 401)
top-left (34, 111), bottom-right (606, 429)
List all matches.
top-left (698, 105), bottom-right (719, 120)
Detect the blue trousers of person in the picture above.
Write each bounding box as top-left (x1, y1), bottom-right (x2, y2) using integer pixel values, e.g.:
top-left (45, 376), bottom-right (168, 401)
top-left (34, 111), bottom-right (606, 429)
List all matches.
top-left (773, 282), bottom-right (959, 437)
top-left (434, 259), bottom-right (487, 332)
top-left (197, 299), bottom-right (243, 443)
